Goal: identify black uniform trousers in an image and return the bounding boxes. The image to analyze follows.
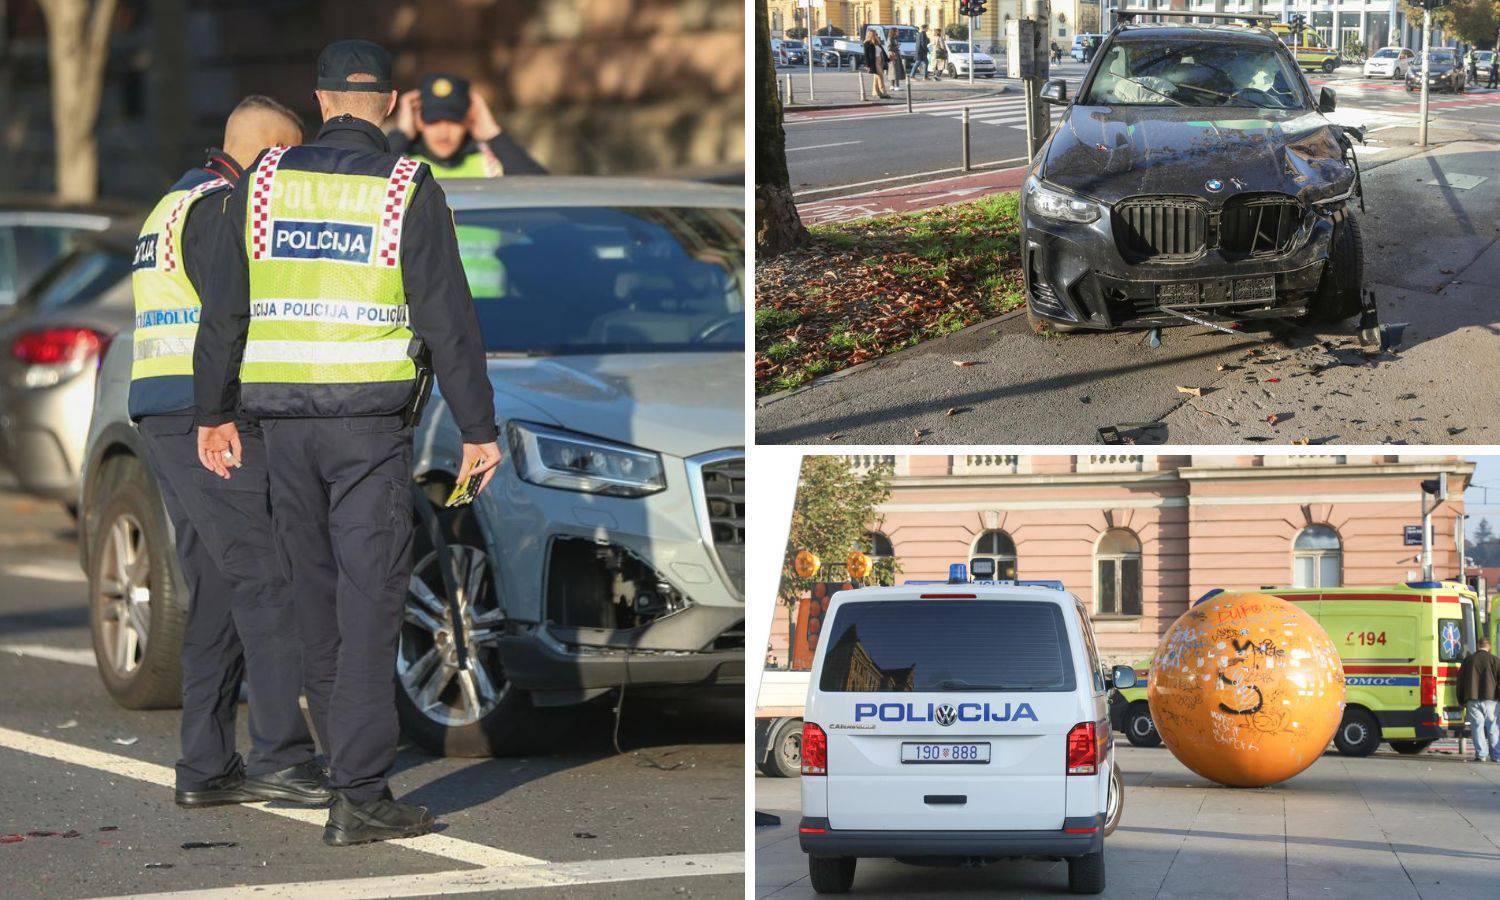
[261,415,415,802]
[137,415,315,790]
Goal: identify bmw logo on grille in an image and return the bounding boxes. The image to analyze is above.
[935,704,958,727]
[1205,178,1224,192]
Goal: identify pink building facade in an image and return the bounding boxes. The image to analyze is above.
[861,454,1474,665]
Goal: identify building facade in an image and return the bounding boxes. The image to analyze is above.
[768,454,1473,672]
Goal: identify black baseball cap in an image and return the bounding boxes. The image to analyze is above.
[316,39,393,92]
[419,73,471,123]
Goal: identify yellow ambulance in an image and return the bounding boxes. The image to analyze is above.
[1112,582,1478,756]
[1268,23,1342,74]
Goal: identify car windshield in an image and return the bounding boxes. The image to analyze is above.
[783,41,803,49]
[948,41,969,52]
[1373,48,1399,59]
[1427,51,1455,65]
[453,205,744,356]
[20,245,132,312]
[1084,39,1306,109]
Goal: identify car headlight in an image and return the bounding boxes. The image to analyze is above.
[507,420,666,497]
[1026,181,1100,224]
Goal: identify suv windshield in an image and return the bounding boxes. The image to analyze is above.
[453,206,744,355]
[817,600,1077,693]
[1084,39,1306,109]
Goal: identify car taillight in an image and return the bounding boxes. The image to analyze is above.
[11,327,103,366]
[1421,674,1437,708]
[1067,721,1097,775]
[802,722,827,776]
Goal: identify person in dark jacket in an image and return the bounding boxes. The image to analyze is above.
[1458,637,1500,762]
[887,32,906,90]
[913,29,930,80]
[863,31,889,98]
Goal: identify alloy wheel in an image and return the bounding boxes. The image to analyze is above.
[96,513,151,676]
[397,544,507,728]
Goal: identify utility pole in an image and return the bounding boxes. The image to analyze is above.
[1418,6,1431,146]
[960,0,988,84]
[1421,473,1449,583]
[1024,0,1051,160]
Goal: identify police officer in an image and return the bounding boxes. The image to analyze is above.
[192,40,501,846]
[131,95,332,809]
[388,72,546,178]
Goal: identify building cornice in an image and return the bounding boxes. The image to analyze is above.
[890,471,1181,491]
[1177,462,1475,482]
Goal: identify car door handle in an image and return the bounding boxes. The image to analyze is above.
[924,795,967,805]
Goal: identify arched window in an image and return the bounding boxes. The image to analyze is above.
[863,531,894,559]
[1293,525,1342,588]
[1095,529,1142,617]
[972,530,1017,580]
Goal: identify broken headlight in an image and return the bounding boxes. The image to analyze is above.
[1026,179,1101,225]
[508,420,666,497]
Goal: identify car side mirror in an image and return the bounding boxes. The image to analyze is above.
[1110,664,1137,689]
[1318,86,1336,113]
[1040,79,1068,106]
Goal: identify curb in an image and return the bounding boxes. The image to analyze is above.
[785,83,1010,114]
[756,305,1030,405]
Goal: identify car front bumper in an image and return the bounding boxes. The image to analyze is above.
[799,816,1105,858]
[1021,195,1336,330]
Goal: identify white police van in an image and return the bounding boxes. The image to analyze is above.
[798,564,1134,894]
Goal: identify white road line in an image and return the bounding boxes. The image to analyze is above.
[787,140,863,152]
[2,561,86,582]
[0,726,542,869]
[88,852,746,899]
[2,643,97,667]
[793,156,1029,198]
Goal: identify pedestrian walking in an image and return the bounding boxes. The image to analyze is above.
[1489,56,1498,88]
[913,28,930,80]
[131,96,333,812]
[933,30,948,81]
[1458,637,1500,762]
[1051,41,1062,65]
[887,32,906,91]
[388,73,544,178]
[864,31,890,98]
[194,39,502,846]
[1467,50,1478,83]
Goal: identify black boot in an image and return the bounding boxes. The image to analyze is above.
[175,769,257,808]
[243,760,334,806]
[323,791,436,846]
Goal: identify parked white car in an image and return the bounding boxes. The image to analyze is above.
[797,568,1132,894]
[943,41,997,78]
[1363,46,1414,79]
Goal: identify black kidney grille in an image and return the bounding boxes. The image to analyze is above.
[1114,198,1207,261]
[1220,194,1302,257]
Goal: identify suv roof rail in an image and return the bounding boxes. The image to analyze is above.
[1112,8,1275,25]
[903,578,1066,591]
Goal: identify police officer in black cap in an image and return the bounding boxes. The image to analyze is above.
[193,38,501,846]
[389,72,545,178]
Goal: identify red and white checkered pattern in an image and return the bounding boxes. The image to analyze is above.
[376,157,422,268]
[249,145,291,261]
[160,176,228,272]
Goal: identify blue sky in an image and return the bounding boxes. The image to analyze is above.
[1466,457,1500,539]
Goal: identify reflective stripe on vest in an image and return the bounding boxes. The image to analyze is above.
[241,148,420,387]
[130,177,228,382]
[410,144,501,179]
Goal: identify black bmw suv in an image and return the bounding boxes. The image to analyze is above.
[1020,16,1364,333]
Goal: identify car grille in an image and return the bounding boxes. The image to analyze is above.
[696,453,744,597]
[1219,194,1302,258]
[1113,197,1208,262]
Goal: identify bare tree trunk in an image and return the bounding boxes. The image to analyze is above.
[755,0,809,258]
[37,0,117,203]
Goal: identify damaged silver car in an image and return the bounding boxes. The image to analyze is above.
[1021,12,1365,333]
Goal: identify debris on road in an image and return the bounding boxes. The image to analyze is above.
[108,736,138,746]
[573,831,598,839]
[1098,422,1167,445]
[54,719,77,730]
[144,863,174,870]
[1175,385,1205,397]
[181,841,237,850]
[952,359,978,367]
[1,834,23,844]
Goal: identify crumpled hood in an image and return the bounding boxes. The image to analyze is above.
[1040,105,1354,204]
[485,353,743,460]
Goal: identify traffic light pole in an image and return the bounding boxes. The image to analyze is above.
[1419,8,1432,147]
[969,14,976,83]
[807,8,816,102]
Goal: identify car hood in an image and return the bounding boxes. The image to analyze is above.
[1040,105,1354,204]
[485,352,744,459]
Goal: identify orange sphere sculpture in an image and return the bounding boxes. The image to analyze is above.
[1148,591,1344,788]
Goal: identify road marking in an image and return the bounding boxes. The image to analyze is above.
[89,852,746,899]
[2,561,86,582]
[0,726,543,869]
[2,643,97,667]
[787,140,863,152]
[793,156,1029,198]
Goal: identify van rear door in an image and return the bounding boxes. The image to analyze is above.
[813,596,1081,831]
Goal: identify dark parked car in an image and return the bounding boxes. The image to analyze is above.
[1406,49,1466,93]
[1021,15,1365,333]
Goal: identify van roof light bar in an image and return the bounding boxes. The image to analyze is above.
[1113,8,1276,25]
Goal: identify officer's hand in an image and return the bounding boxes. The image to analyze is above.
[397,90,421,139]
[461,441,503,494]
[197,424,243,480]
[468,92,501,141]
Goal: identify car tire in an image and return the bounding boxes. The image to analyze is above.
[394,499,576,757]
[1103,763,1125,836]
[1301,213,1364,326]
[1389,739,1435,755]
[1124,701,1161,748]
[759,717,803,777]
[1333,707,1381,756]
[1068,847,1106,894]
[946,62,957,77]
[87,454,187,710]
[1322,59,1336,74]
[809,856,857,894]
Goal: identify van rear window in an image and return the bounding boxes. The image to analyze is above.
[817,600,1076,693]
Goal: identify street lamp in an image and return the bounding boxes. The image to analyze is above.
[1411,0,1451,147]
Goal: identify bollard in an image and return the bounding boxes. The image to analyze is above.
[962,107,971,172]
[906,76,913,113]
[859,71,867,102]
[787,74,795,106]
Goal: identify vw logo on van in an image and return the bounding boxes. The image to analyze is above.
[935,704,958,727]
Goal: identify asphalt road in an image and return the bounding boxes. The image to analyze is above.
[756,139,1500,445]
[0,491,744,899]
[756,742,1500,898]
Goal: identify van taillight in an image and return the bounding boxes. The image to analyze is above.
[1066,722,1097,775]
[1421,674,1437,708]
[802,722,828,776]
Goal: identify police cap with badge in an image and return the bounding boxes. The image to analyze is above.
[419,73,471,123]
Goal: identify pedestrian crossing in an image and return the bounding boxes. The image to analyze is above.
[914,93,1064,131]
